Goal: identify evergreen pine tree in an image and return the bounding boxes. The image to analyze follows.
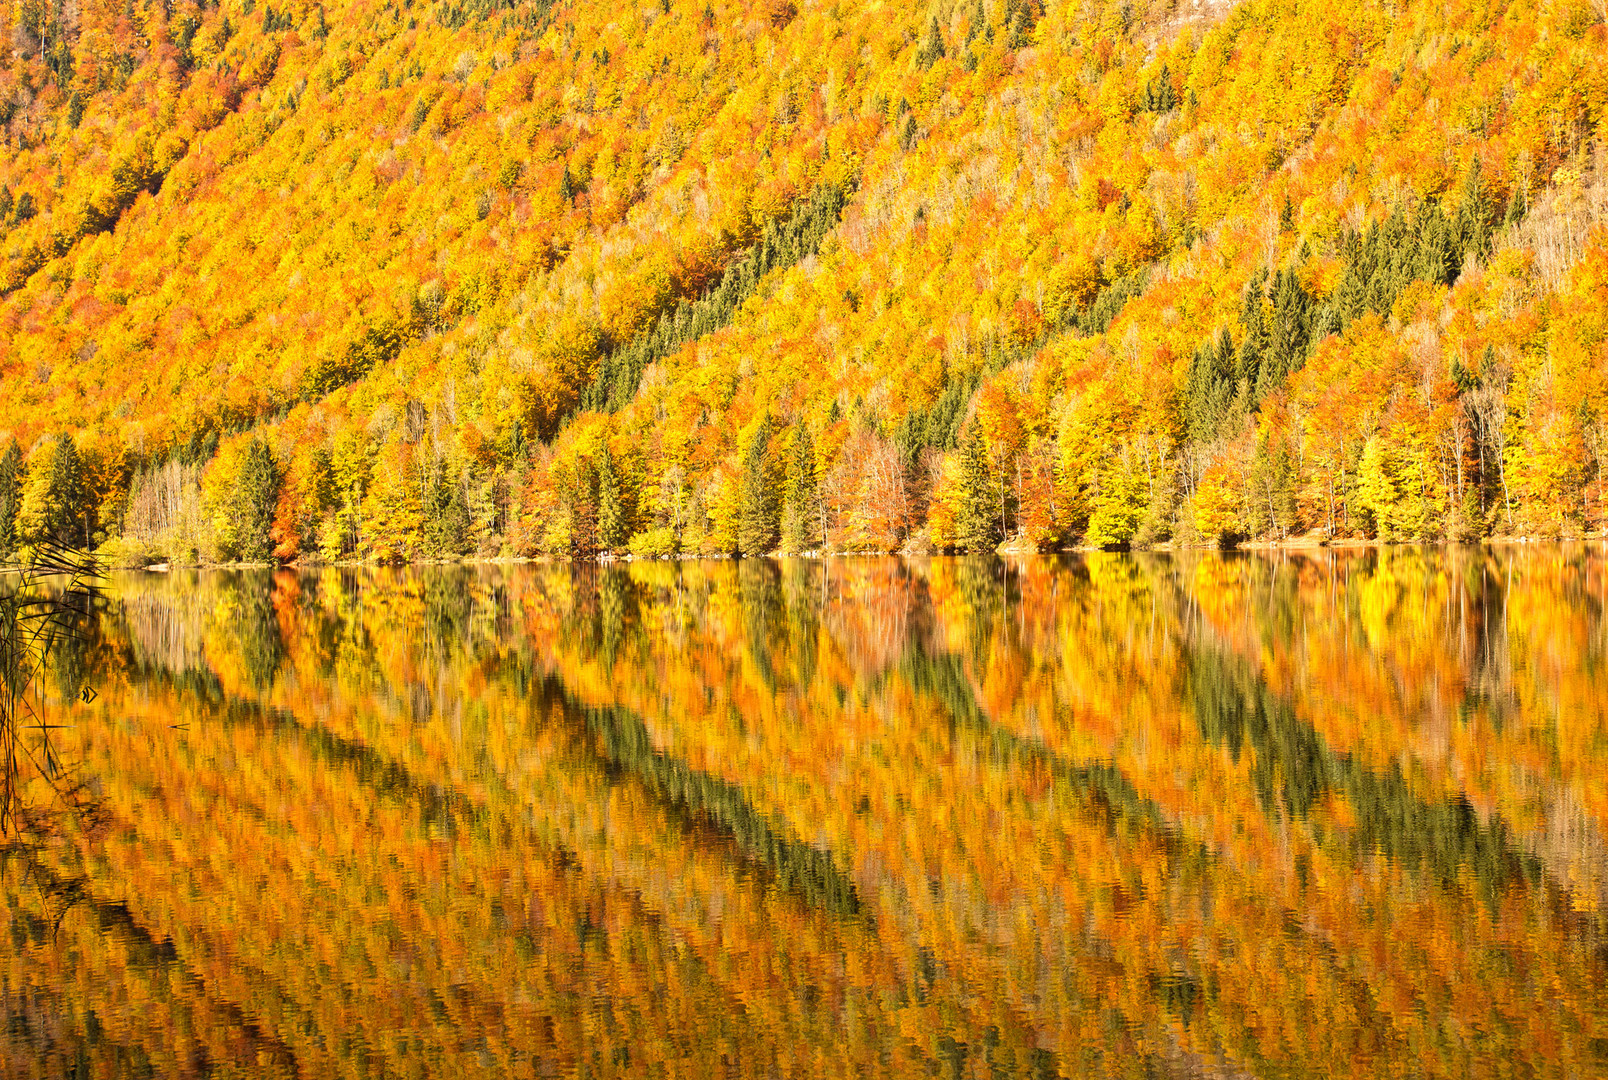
[0,440,21,557]
[1141,65,1177,112]
[916,16,946,69]
[235,437,280,562]
[1413,201,1459,286]
[738,414,780,556]
[781,425,819,552]
[1186,329,1236,443]
[1455,157,1494,262]
[425,458,470,556]
[45,433,85,546]
[957,425,1001,552]
[1260,268,1312,399]
[1503,183,1527,229]
[597,442,626,552]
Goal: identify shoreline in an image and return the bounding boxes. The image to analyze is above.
[91,531,1608,573]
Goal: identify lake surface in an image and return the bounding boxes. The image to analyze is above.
[4,548,1608,1078]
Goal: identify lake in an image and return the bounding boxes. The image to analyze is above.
[4,547,1607,1078]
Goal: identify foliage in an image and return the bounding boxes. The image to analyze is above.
[0,0,1606,556]
[13,550,1608,1076]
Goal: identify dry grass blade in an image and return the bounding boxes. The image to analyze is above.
[0,540,107,842]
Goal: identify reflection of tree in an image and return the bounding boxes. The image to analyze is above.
[1185,644,1540,899]
[779,560,820,690]
[222,573,285,692]
[565,680,864,918]
[738,559,784,691]
[597,563,628,668]
[57,550,1608,1078]
[0,847,302,1077]
[420,567,473,664]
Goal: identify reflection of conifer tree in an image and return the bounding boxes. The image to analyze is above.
[781,560,821,689]
[1183,642,1537,900]
[952,555,1006,669]
[567,685,863,917]
[598,565,629,668]
[420,568,473,663]
[739,559,783,691]
[50,608,88,706]
[229,573,285,690]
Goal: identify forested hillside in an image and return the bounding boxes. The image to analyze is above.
[0,0,1605,561]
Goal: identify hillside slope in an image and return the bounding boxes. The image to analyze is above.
[0,0,1606,560]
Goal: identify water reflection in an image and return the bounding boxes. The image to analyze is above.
[3,547,1607,1078]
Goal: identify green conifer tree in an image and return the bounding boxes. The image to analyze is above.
[1503,183,1528,229]
[597,442,626,552]
[1235,270,1269,393]
[235,437,280,562]
[1186,329,1236,443]
[1455,157,1494,262]
[0,440,21,558]
[781,425,819,552]
[957,425,1001,552]
[738,414,780,557]
[425,458,470,556]
[1260,268,1313,399]
[915,16,946,69]
[45,434,85,546]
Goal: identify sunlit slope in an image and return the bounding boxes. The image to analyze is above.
[2,0,1605,556]
[0,0,870,434]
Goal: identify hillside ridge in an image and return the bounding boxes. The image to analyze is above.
[0,0,1605,561]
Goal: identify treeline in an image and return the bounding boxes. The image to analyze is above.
[506,162,1604,560]
[0,432,280,565]
[3,157,1603,568]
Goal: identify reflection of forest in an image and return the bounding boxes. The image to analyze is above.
[5,548,1607,1078]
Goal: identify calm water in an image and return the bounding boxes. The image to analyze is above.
[4,548,1608,1078]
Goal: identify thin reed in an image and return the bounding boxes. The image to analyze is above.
[0,538,104,842]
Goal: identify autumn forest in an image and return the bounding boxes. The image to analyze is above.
[0,0,1605,561]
